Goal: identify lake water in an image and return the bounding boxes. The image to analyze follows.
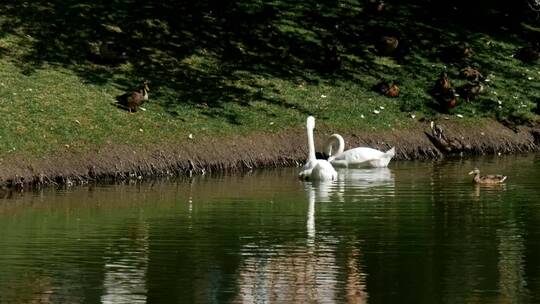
[1,154,540,303]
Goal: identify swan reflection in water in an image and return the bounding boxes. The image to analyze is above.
[312,167,396,202]
[233,168,394,303]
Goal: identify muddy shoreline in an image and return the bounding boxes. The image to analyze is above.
[1,119,539,190]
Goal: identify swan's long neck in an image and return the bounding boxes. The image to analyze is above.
[307,116,316,161]
[325,133,345,157]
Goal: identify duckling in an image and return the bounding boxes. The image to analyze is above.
[468,168,507,184]
[456,82,484,102]
[460,67,484,81]
[374,80,400,97]
[375,36,399,56]
[115,81,150,113]
[514,45,539,63]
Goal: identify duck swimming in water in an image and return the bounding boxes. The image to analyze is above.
[468,168,507,184]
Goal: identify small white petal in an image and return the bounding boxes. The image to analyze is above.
[269,121,274,125]
[373,110,380,114]
[188,133,193,139]
[456,114,463,118]
[139,128,144,132]
[320,94,327,98]
[379,106,385,109]
[360,114,365,118]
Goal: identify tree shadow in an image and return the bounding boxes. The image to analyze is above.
[0,0,537,123]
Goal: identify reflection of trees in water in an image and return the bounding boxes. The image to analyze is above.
[233,182,369,303]
[101,220,149,304]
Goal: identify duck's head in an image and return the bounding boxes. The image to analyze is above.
[468,168,480,175]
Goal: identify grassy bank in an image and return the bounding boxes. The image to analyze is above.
[0,1,539,183]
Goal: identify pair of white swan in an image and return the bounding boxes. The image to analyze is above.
[299,116,395,181]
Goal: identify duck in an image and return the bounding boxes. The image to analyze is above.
[374,80,400,97]
[438,88,459,111]
[324,134,395,168]
[431,72,452,96]
[375,36,399,56]
[372,0,386,13]
[468,168,507,184]
[513,45,539,63]
[441,42,473,62]
[456,82,484,102]
[115,81,150,113]
[88,41,128,65]
[428,121,463,153]
[460,67,484,81]
[298,116,338,181]
[322,44,342,73]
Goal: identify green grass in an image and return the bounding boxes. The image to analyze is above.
[0,1,538,159]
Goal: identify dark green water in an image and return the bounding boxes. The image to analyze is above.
[1,155,540,303]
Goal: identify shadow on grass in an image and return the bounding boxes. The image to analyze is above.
[0,0,537,124]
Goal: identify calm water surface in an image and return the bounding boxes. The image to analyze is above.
[1,155,540,303]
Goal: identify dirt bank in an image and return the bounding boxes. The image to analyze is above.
[1,119,539,190]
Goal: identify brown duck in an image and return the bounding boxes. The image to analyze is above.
[441,42,473,62]
[456,82,484,102]
[374,80,399,97]
[116,81,150,113]
[514,45,539,63]
[323,44,341,73]
[468,168,507,184]
[439,88,459,110]
[460,67,484,81]
[375,36,399,56]
[432,72,452,95]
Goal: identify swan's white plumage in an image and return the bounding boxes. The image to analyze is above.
[299,116,337,181]
[325,134,395,168]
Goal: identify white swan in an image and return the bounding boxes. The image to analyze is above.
[298,116,338,181]
[325,134,395,168]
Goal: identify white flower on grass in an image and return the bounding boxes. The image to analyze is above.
[139,128,143,132]
[410,114,416,119]
[188,133,193,139]
[373,110,380,114]
[360,114,365,119]
[456,114,463,118]
[527,76,533,80]
[320,94,327,98]
[379,106,385,110]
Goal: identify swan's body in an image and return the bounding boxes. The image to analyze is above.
[325,134,395,168]
[299,117,337,181]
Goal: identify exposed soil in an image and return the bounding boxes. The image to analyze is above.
[1,119,539,191]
